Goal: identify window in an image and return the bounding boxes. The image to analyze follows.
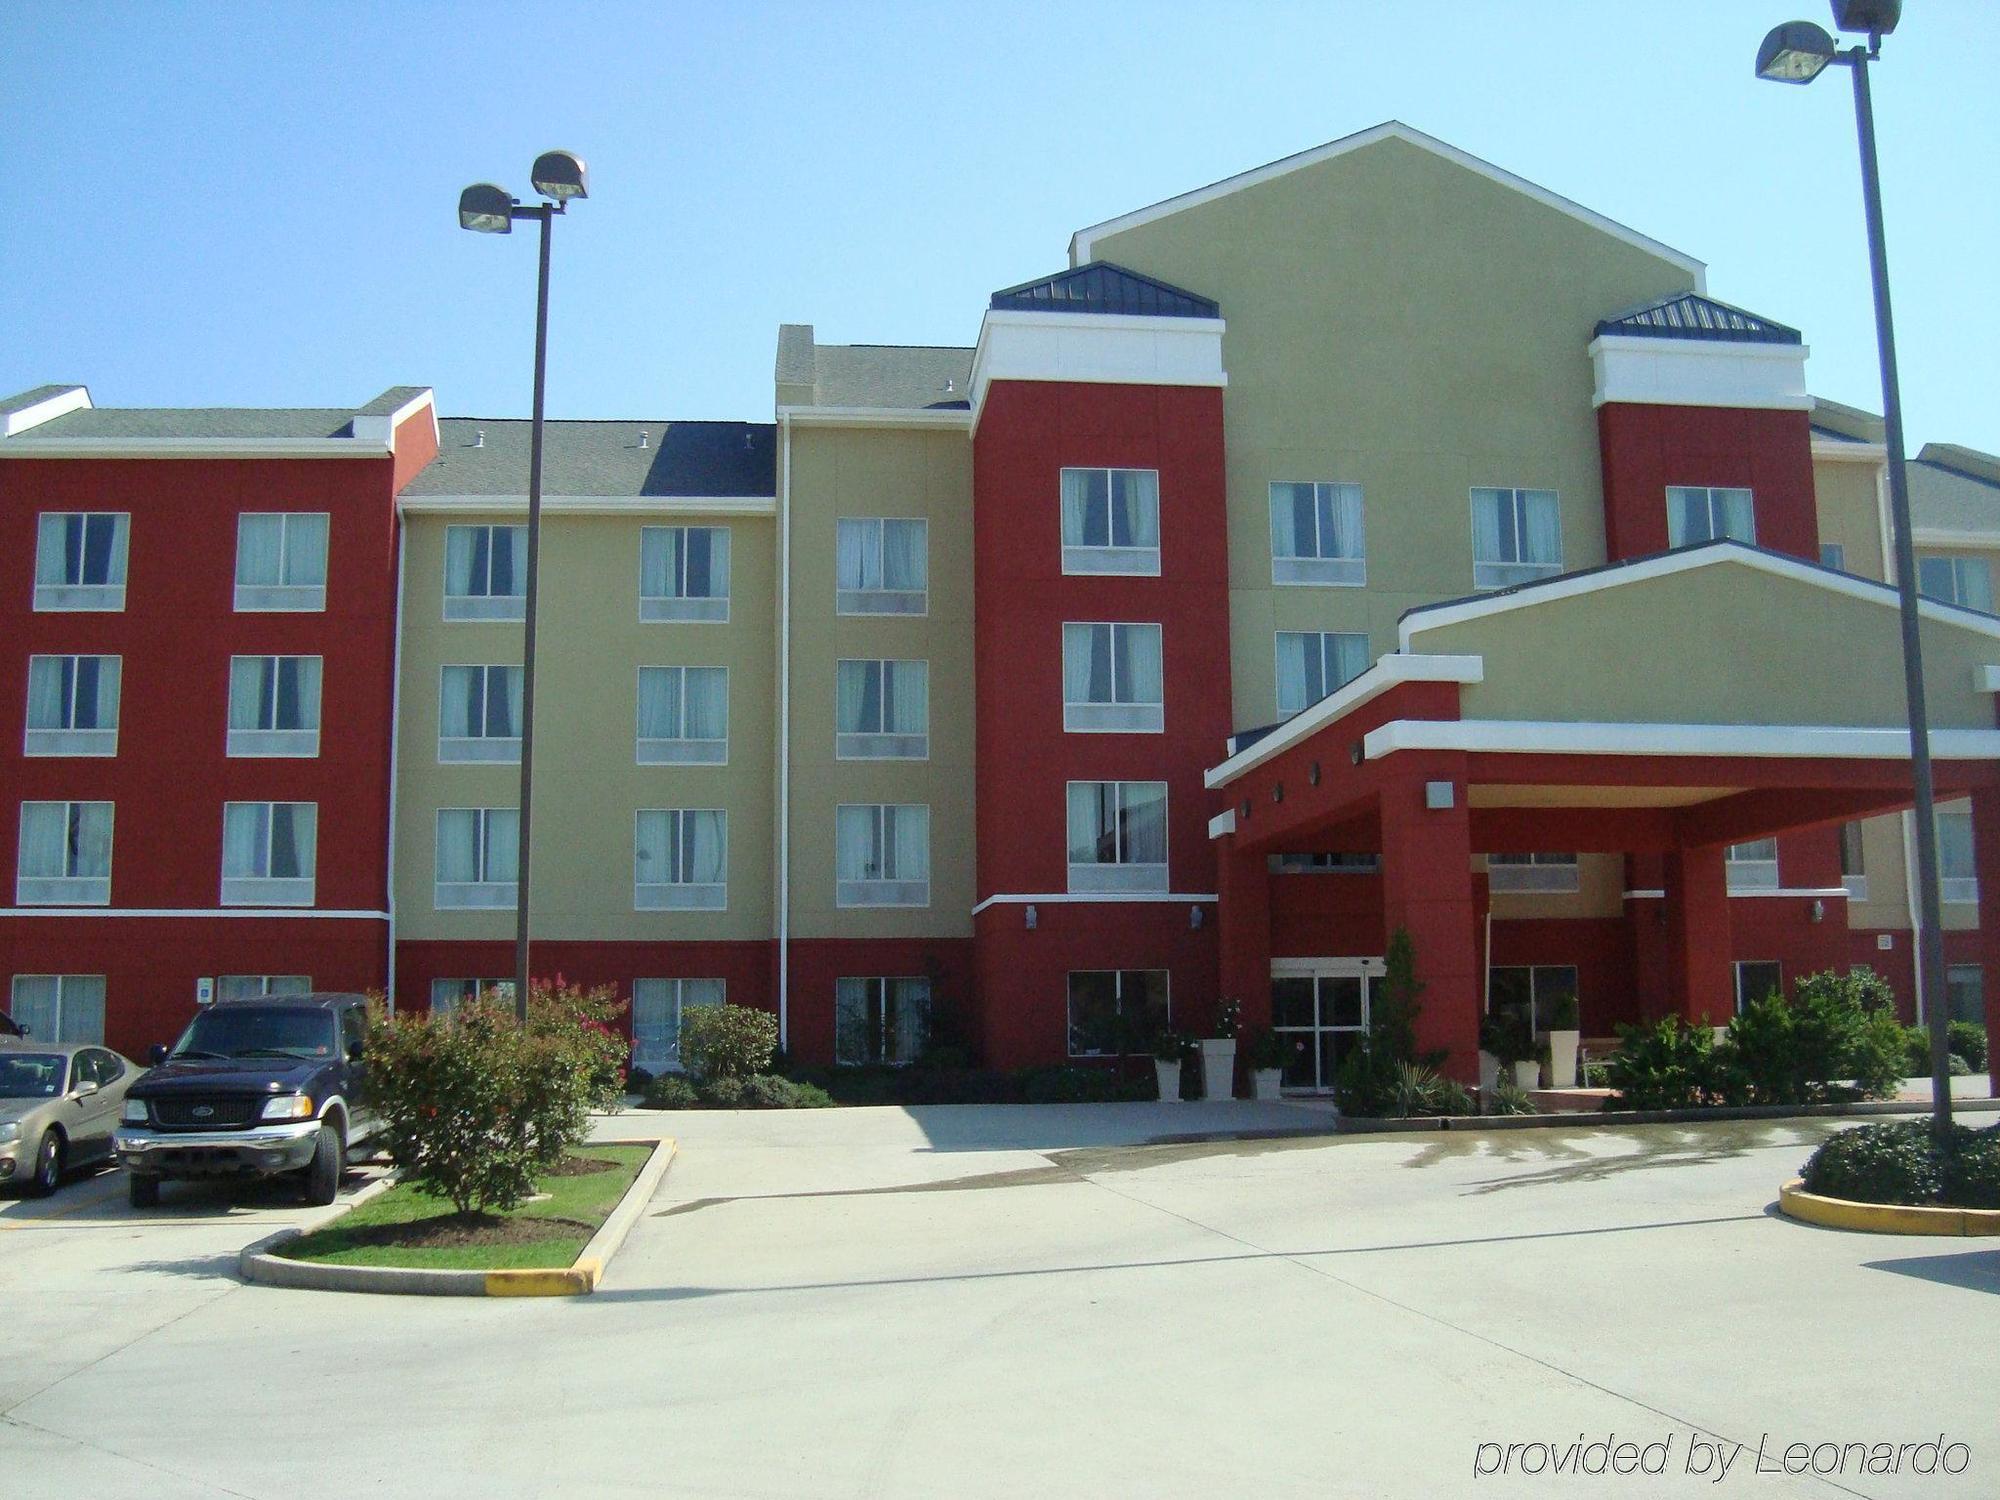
[234,512,329,611]
[16,801,112,905]
[1917,555,1994,613]
[1487,965,1578,1034]
[1839,821,1867,901]
[1060,468,1159,575]
[435,808,519,909]
[1487,852,1581,894]
[1269,852,1378,874]
[1063,623,1163,732]
[429,978,513,1016]
[637,666,728,765]
[1734,960,1783,1013]
[835,804,930,908]
[836,659,928,759]
[1269,482,1364,585]
[221,802,317,906]
[631,977,725,1072]
[34,512,128,611]
[439,665,523,763]
[24,655,120,756]
[227,655,322,757]
[8,975,106,1043]
[1820,542,1847,573]
[635,809,727,911]
[1067,970,1170,1058]
[1726,839,1780,892]
[1937,806,1977,903]
[1274,631,1370,717]
[1666,486,1755,547]
[835,976,931,1065]
[217,975,312,1002]
[1945,965,1985,1027]
[640,525,730,622]
[443,524,527,620]
[836,518,928,614]
[1470,487,1562,589]
[1067,781,1167,893]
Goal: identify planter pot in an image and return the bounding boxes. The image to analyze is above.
[1511,1060,1540,1091]
[1251,1067,1284,1101]
[1154,1058,1183,1103]
[1199,1038,1238,1101]
[1478,1050,1500,1094]
[1545,1029,1580,1089]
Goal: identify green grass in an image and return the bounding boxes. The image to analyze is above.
[278,1144,652,1271]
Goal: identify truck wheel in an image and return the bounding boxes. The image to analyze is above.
[302,1123,343,1206]
[128,1173,161,1209]
[29,1131,63,1197]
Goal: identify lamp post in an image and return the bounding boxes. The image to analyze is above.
[457,150,589,1025]
[1757,2,1953,1130]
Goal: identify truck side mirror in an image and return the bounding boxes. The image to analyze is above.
[148,1044,168,1065]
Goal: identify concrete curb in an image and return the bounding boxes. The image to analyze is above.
[1777,1177,2000,1236]
[239,1138,677,1297]
[1337,1096,2000,1134]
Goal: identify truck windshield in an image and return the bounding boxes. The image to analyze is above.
[171,1007,336,1062]
[0,1054,66,1098]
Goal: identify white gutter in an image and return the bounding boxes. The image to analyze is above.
[777,412,792,1049]
[384,523,407,1014]
[0,437,395,459]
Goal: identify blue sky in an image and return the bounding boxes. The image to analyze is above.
[5,1,1996,449]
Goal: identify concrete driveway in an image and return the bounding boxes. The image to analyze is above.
[3,1105,1996,1499]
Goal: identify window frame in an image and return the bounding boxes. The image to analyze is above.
[1469,486,1563,590]
[216,975,312,1002]
[442,523,528,622]
[1269,852,1379,874]
[7,974,107,1044]
[220,800,318,907]
[1839,821,1867,902]
[1665,486,1756,548]
[636,665,729,766]
[1066,780,1169,894]
[23,653,121,757]
[834,803,931,909]
[1065,969,1172,1059]
[1059,467,1161,577]
[1725,839,1781,892]
[33,512,130,612]
[1820,542,1847,573]
[1268,481,1366,587]
[835,658,930,761]
[639,525,731,623]
[1273,630,1371,718]
[1936,805,1977,903]
[233,512,330,612]
[634,808,729,912]
[1485,964,1579,1034]
[438,663,524,764]
[1734,960,1783,1014]
[434,807,520,910]
[227,654,323,758]
[1062,621,1165,734]
[428,978,514,1016]
[834,975,932,1066]
[631,977,726,1073]
[1487,852,1581,895]
[15,799,113,906]
[835,517,930,616]
[1917,554,1995,613]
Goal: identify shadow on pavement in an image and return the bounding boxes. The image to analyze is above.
[1863,1249,2000,1295]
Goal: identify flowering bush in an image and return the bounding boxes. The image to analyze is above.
[1211,998,1243,1040]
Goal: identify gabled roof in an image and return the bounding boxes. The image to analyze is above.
[1068,120,1706,287]
[402,418,775,498]
[1594,292,1800,345]
[989,261,1219,320]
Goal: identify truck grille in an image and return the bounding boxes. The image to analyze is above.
[149,1096,261,1129]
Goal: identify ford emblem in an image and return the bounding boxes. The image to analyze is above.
[192,1105,213,1119]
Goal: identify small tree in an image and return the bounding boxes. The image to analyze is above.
[680,1003,778,1081]
[1373,927,1425,1065]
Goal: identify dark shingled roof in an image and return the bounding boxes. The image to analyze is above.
[1595,292,1801,345]
[805,345,973,411]
[7,406,365,440]
[990,261,1219,319]
[402,418,776,497]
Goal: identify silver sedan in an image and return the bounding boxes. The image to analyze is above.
[0,1040,140,1196]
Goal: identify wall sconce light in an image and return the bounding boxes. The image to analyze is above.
[1189,905,1204,930]
[1349,741,1364,765]
[1273,783,1284,803]
[1809,899,1825,924]
[1024,904,1037,930]
[1240,799,1251,819]
[1308,761,1321,786]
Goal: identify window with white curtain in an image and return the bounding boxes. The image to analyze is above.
[439,664,523,763]
[1938,805,1977,903]
[1060,468,1160,575]
[836,659,928,759]
[836,518,929,614]
[637,666,728,764]
[835,804,930,908]
[428,978,514,1016]
[1487,852,1580,894]
[1067,781,1168,893]
[635,809,728,910]
[8,975,106,1043]
[631,977,725,1072]
[227,655,322,757]
[217,975,312,1002]
[1269,482,1365,586]
[1725,839,1780,892]
[221,801,317,906]
[1666,487,1755,548]
[1917,555,1994,613]
[1274,632,1370,717]
[835,976,931,1065]
[443,524,527,620]
[1470,488,1562,589]
[639,526,730,622]
[16,801,113,905]
[234,512,329,611]
[34,513,129,611]
[1062,623,1163,732]
[435,808,519,909]
[24,655,120,756]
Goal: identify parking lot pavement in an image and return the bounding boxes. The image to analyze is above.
[4,1110,1997,1499]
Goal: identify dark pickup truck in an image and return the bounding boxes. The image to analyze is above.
[115,992,377,1208]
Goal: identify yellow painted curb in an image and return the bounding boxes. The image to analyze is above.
[485,1259,600,1297]
[1778,1179,2000,1237]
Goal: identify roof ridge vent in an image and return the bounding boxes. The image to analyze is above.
[637,430,649,449]
[472,430,484,448]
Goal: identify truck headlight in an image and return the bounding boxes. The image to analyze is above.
[0,1121,19,1144]
[259,1094,315,1122]
[121,1100,148,1125]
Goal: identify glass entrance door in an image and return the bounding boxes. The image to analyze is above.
[1270,961,1376,1093]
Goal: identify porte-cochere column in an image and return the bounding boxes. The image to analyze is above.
[1377,767,1481,1082]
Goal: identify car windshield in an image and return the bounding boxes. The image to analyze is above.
[0,1053,67,1098]
[170,1006,335,1062]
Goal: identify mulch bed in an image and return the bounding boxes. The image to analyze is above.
[542,1155,620,1179]
[325,1212,600,1252]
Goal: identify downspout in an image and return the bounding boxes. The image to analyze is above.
[777,412,791,1049]
[384,520,407,1014]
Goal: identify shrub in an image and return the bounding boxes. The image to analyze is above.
[1486,1077,1538,1116]
[1549,990,1580,1031]
[1244,1027,1288,1071]
[680,1003,778,1081]
[1800,1119,2000,1208]
[1604,1016,1727,1111]
[641,1074,700,1110]
[626,1066,655,1096]
[1018,1065,1149,1103]
[1950,1053,1972,1077]
[1716,968,1904,1106]
[1946,1127,2000,1208]
[1949,1020,1988,1073]
[1479,1011,1534,1066]
[698,1075,746,1108]
[1372,928,1424,1066]
[1901,1025,1934,1078]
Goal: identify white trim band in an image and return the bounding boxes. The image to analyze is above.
[1362,719,2000,762]
[1590,334,1810,411]
[0,908,390,920]
[972,892,1216,917]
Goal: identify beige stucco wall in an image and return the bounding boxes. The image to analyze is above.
[395,509,776,942]
[1813,456,1886,580]
[1088,134,1699,732]
[784,424,975,939]
[1485,853,1625,921]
